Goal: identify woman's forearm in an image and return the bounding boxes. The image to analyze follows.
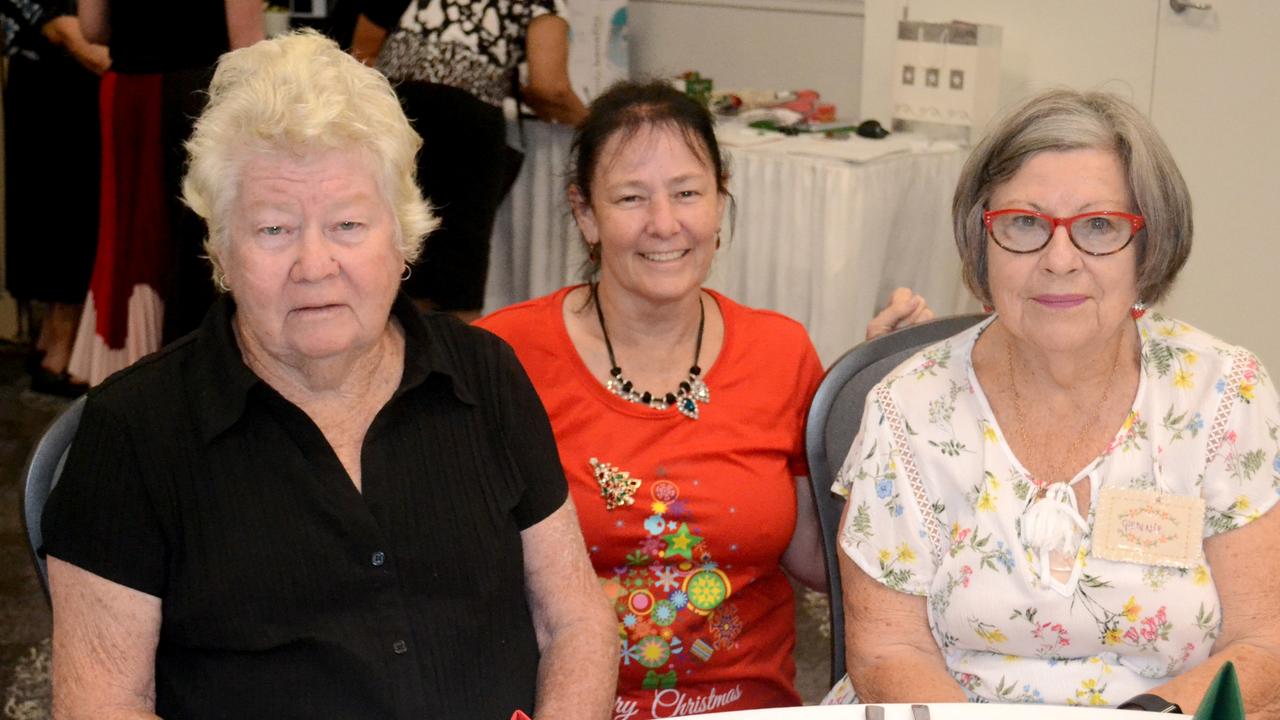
[847,647,967,702]
[841,548,965,702]
[350,15,388,66]
[532,609,619,719]
[521,501,619,718]
[224,0,264,49]
[522,14,587,126]
[1148,641,1280,718]
[77,0,108,43]
[523,82,587,127]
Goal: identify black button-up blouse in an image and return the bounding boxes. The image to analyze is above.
[42,294,568,719]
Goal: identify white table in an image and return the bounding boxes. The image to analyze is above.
[486,121,975,365]
[679,703,1174,719]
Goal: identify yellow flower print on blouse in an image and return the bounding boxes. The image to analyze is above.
[1122,596,1142,622]
[896,543,917,563]
[982,421,998,444]
[970,619,1008,647]
[973,471,1000,512]
[1174,369,1194,389]
[977,490,997,512]
[1070,678,1109,706]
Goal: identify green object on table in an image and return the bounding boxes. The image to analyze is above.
[684,73,713,107]
[1193,661,1244,720]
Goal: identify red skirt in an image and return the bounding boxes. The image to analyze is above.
[68,71,169,385]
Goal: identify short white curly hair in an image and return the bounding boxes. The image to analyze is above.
[182,30,438,289]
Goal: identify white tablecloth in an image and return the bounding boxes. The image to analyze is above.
[485,121,976,365]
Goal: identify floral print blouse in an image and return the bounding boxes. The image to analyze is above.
[829,314,1280,705]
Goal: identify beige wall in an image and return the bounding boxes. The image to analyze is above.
[629,0,866,120]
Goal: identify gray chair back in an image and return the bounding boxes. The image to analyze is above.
[21,395,87,602]
[804,314,985,684]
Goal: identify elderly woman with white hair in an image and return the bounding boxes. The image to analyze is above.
[828,88,1280,711]
[40,31,617,720]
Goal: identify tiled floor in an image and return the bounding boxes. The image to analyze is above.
[0,339,834,714]
[0,341,62,718]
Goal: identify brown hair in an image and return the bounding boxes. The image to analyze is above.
[568,80,733,282]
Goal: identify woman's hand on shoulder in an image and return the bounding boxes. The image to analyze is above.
[865,287,933,341]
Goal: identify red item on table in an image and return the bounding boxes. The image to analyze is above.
[812,103,837,123]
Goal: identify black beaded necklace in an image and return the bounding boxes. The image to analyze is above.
[593,285,711,419]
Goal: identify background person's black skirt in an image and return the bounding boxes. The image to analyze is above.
[397,81,517,312]
[3,51,100,305]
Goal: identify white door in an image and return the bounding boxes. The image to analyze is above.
[1151,0,1280,367]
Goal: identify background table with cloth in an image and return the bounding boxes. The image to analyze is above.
[484,120,975,366]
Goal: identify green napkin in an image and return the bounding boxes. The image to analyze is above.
[1193,661,1244,720]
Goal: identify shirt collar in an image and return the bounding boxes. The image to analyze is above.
[188,292,477,443]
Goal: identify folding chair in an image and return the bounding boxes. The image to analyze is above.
[21,395,87,602]
[805,314,984,684]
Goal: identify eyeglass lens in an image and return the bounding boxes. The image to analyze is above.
[992,213,1133,254]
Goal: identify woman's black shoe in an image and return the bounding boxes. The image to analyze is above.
[29,367,88,398]
[23,349,46,374]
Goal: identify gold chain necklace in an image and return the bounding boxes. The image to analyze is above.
[1005,336,1122,489]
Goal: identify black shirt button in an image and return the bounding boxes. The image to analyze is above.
[371,551,385,567]
[392,640,408,654]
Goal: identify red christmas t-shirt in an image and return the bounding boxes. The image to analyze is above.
[478,286,825,719]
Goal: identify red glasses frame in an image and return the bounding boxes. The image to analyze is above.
[983,209,1146,256]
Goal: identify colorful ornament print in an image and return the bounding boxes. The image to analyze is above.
[604,472,738,697]
[685,568,731,614]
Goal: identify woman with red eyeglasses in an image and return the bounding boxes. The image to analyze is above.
[826,88,1280,711]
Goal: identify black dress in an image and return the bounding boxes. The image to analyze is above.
[3,0,100,304]
[368,0,559,312]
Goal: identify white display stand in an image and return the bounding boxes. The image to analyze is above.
[892,20,1001,142]
[566,0,629,102]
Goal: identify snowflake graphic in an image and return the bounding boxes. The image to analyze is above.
[709,604,743,649]
[652,565,681,592]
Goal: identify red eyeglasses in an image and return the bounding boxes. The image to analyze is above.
[983,209,1146,256]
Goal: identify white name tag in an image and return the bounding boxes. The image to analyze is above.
[1092,486,1205,568]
